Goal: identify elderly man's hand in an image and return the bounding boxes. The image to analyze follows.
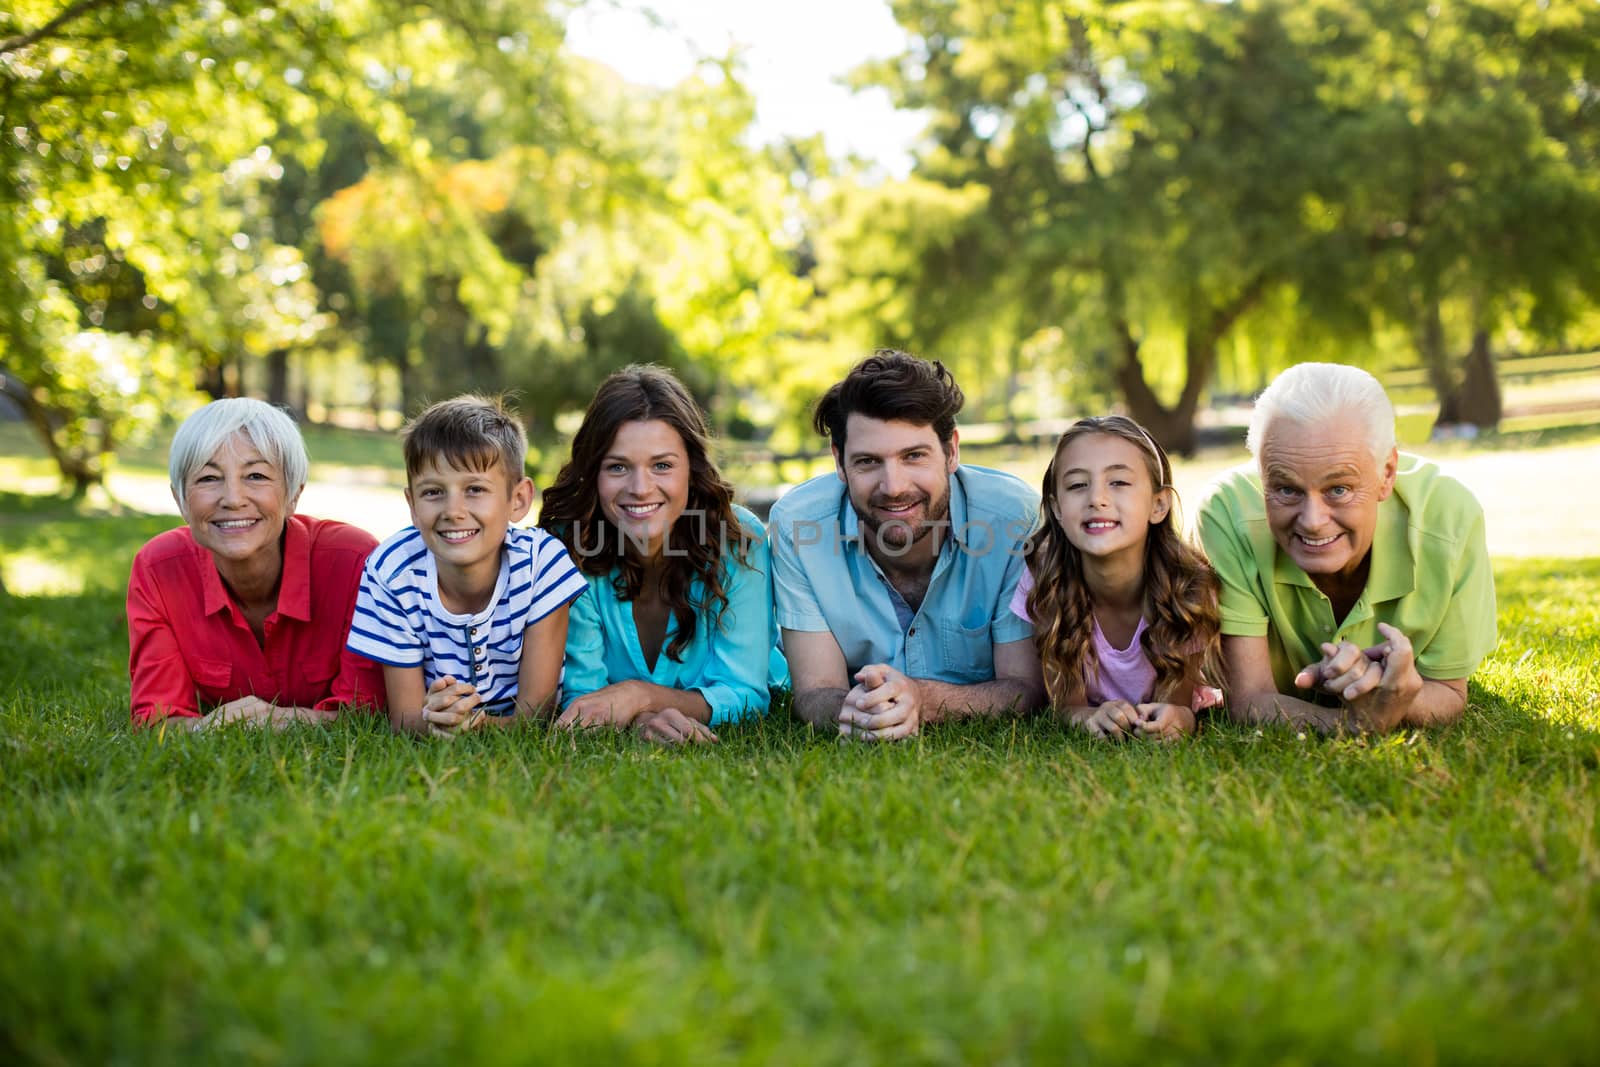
[838,665,922,742]
[1294,623,1422,732]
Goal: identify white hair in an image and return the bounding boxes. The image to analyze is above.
[1246,362,1396,464]
[169,398,308,513]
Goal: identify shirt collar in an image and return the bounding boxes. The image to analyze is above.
[197,514,311,620]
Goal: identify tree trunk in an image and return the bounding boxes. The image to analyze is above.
[265,346,290,409]
[1416,301,1462,429]
[199,359,228,400]
[1456,328,1502,429]
[0,368,103,493]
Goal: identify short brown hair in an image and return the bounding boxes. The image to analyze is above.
[402,395,527,491]
[813,349,964,453]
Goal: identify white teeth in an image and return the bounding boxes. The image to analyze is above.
[1300,533,1339,547]
[214,519,255,529]
[1086,521,1117,529]
[439,530,477,542]
[622,504,659,515]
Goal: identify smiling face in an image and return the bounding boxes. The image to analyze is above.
[835,415,957,554]
[1048,432,1170,561]
[1259,413,1397,588]
[180,431,300,566]
[405,457,533,580]
[596,419,692,559]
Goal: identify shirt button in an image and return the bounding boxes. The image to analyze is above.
[908,627,917,636]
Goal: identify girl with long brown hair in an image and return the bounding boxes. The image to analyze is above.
[1017,415,1222,739]
[539,366,781,744]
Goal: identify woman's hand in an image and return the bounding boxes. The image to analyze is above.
[555,680,656,730]
[633,708,719,745]
[199,695,277,730]
[1133,702,1197,741]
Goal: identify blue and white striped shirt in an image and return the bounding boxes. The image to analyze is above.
[347,526,586,715]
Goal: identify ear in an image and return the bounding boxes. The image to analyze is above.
[285,484,303,519]
[1376,447,1399,502]
[945,428,961,473]
[832,444,846,483]
[508,475,535,522]
[171,485,187,521]
[1150,486,1173,525]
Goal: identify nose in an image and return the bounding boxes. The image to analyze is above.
[627,466,651,497]
[1297,494,1329,531]
[1089,478,1111,508]
[219,473,246,507]
[881,458,911,499]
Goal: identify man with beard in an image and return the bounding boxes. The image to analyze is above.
[770,350,1045,741]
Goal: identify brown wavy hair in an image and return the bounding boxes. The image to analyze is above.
[1024,416,1221,708]
[539,366,752,663]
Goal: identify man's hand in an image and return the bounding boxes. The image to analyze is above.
[555,680,656,731]
[1133,702,1196,741]
[1294,623,1423,732]
[634,708,719,746]
[837,664,922,742]
[420,676,487,738]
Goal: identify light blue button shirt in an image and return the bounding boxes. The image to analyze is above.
[560,505,785,725]
[769,465,1037,682]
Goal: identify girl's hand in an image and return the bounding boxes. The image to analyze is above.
[1134,702,1196,741]
[634,708,719,746]
[420,676,485,738]
[1083,700,1140,739]
[556,680,655,730]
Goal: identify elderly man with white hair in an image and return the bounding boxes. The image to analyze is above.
[1195,363,1497,733]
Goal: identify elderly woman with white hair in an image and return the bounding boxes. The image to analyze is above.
[1194,362,1497,734]
[126,398,386,727]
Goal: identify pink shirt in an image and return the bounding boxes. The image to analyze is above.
[1011,567,1221,709]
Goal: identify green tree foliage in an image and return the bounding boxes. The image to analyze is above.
[840,0,1600,448]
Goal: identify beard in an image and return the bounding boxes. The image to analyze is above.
[854,484,953,555]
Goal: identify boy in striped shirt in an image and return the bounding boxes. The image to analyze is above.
[348,396,586,736]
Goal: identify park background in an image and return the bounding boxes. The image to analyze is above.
[2,1,1597,1064]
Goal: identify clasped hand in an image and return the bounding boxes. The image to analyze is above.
[836,664,921,743]
[555,681,717,745]
[1293,621,1421,732]
[418,676,488,738]
[1082,700,1194,741]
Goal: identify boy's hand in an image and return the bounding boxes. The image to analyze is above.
[1133,702,1196,741]
[420,676,485,737]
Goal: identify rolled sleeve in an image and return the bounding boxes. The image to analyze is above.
[690,536,776,724]
[769,512,830,632]
[559,577,611,709]
[126,563,200,722]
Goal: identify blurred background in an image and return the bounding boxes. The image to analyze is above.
[3,0,1598,560]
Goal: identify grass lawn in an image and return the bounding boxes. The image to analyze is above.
[1,494,1597,1065]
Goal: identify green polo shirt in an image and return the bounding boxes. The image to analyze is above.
[1194,453,1497,696]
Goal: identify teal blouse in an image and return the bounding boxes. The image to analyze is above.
[559,505,785,725]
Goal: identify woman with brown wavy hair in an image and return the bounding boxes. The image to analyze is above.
[1016,415,1222,740]
[540,366,781,744]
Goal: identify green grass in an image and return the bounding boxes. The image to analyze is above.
[0,503,1597,1064]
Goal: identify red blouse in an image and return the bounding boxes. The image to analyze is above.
[127,514,387,721]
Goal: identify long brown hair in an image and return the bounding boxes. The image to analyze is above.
[539,366,752,663]
[1024,416,1221,707]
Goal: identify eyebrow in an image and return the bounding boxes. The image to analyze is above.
[604,451,682,463]
[1265,464,1361,484]
[1061,463,1135,476]
[198,458,270,471]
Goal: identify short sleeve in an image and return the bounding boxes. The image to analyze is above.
[1414,507,1498,680]
[769,509,830,632]
[346,561,425,667]
[316,547,389,713]
[1195,486,1271,638]
[126,553,200,721]
[990,536,1034,644]
[526,534,587,626]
